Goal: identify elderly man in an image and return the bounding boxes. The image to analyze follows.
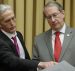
[0,4,53,71]
[32,1,75,67]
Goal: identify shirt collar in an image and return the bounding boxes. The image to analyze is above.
[1,29,17,39]
[52,23,66,35]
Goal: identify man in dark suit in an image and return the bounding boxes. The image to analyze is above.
[0,4,53,71]
[32,1,75,67]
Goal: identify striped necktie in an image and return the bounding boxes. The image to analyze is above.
[12,36,20,55]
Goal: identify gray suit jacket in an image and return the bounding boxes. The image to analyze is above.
[32,25,75,67]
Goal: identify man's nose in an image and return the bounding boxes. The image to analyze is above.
[50,16,55,22]
[10,19,14,25]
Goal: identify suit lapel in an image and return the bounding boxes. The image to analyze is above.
[17,32,30,59]
[0,31,19,56]
[59,26,73,61]
[44,29,54,60]
[0,31,13,45]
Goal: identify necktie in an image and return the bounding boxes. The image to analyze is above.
[54,32,62,62]
[12,36,20,55]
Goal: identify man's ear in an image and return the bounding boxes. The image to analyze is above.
[61,10,64,15]
[61,10,65,19]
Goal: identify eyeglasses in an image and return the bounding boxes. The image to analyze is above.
[46,12,61,20]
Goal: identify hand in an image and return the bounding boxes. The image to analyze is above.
[38,61,58,69]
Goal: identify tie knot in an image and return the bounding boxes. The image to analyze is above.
[11,36,17,43]
[55,32,60,36]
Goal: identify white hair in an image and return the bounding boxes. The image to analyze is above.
[0,4,12,14]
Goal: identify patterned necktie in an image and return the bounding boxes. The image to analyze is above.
[54,32,62,62]
[12,36,20,55]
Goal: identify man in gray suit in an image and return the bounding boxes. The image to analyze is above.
[32,1,75,67]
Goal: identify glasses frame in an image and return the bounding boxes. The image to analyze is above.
[46,12,61,20]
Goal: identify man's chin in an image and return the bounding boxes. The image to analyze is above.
[9,30,16,34]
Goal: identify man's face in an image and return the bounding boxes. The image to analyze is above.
[0,9,16,33]
[44,6,64,31]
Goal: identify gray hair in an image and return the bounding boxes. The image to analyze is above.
[44,1,63,11]
[0,4,12,14]
[0,4,12,21]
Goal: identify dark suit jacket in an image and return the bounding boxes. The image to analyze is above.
[0,31,39,71]
[32,25,75,67]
